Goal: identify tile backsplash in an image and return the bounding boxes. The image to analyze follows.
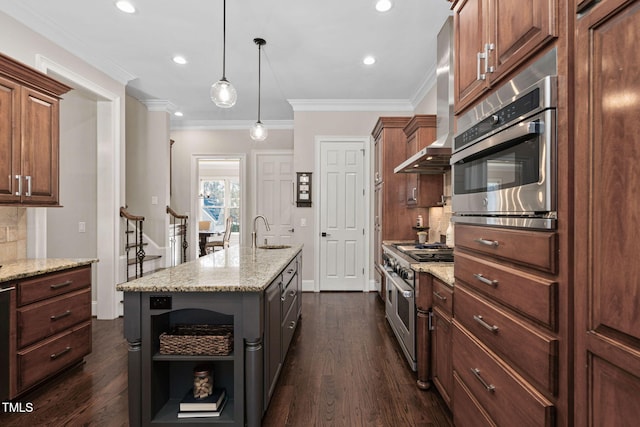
[0,207,27,262]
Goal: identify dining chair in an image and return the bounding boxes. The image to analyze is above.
[205,216,233,253]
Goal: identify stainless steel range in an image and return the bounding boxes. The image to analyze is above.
[381,243,453,371]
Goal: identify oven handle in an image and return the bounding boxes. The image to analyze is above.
[385,270,413,298]
[451,115,547,164]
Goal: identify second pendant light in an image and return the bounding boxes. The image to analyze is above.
[250,38,268,142]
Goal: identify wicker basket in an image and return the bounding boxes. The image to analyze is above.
[159,324,233,356]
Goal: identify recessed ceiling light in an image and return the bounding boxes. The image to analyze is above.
[174,111,184,117]
[115,1,136,14]
[172,56,187,65]
[375,0,393,12]
[363,56,376,65]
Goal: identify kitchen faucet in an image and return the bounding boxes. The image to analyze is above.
[252,215,271,248]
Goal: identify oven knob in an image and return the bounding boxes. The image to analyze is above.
[490,114,500,125]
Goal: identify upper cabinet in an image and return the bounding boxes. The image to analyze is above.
[453,0,558,113]
[0,53,71,206]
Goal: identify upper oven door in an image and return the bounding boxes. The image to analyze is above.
[451,108,555,216]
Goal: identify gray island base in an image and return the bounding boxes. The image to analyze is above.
[116,245,303,427]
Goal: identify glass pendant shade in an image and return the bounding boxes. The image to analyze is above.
[250,121,268,141]
[210,78,237,108]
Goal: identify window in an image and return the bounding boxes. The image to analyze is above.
[200,178,239,234]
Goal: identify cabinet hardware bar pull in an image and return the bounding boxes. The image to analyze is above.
[50,346,72,360]
[50,310,72,321]
[288,321,296,329]
[289,290,296,297]
[473,273,498,286]
[474,238,499,247]
[286,269,295,274]
[15,175,22,196]
[471,368,495,392]
[25,175,32,197]
[50,280,73,290]
[484,43,495,74]
[0,286,16,294]
[474,315,499,332]
[477,52,485,81]
[433,291,447,301]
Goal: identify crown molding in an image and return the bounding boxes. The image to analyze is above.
[141,99,178,113]
[170,119,294,131]
[287,98,414,112]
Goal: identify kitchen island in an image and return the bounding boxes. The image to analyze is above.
[116,244,303,427]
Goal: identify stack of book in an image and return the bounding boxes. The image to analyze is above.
[177,387,227,418]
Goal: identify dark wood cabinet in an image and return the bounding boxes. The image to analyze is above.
[574,1,640,425]
[431,278,453,407]
[372,117,413,301]
[8,266,92,398]
[453,0,557,113]
[0,53,70,206]
[402,115,444,208]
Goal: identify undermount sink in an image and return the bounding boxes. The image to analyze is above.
[258,244,291,249]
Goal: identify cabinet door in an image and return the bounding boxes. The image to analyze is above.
[487,0,557,86]
[0,76,21,203]
[431,307,452,406]
[454,0,489,113]
[20,87,59,205]
[574,1,640,425]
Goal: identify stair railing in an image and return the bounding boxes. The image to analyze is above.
[120,206,146,281]
[166,205,188,265]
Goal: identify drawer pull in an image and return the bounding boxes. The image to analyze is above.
[288,321,296,329]
[474,238,499,247]
[50,280,73,290]
[473,273,498,287]
[50,346,72,360]
[433,291,447,301]
[286,268,295,274]
[474,315,499,333]
[289,290,296,297]
[50,310,72,321]
[471,368,495,392]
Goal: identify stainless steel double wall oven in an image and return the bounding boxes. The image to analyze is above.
[451,49,558,229]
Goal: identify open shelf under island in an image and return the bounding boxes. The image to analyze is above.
[116,244,303,427]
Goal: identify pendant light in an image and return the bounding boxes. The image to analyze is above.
[210,0,237,108]
[250,38,268,141]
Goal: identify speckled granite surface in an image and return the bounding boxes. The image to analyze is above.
[411,263,454,287]
[0,258,97,283]
[116,244,303,293]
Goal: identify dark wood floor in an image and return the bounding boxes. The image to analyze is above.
[0,292,453,427]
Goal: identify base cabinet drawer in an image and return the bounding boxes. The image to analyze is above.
[452,322,554,427]
[281,297,298,358]
[17,266,91,306]
[453,371,496,427]
[17,289,91,348]
[281,274,298,318]
[17,321,92,392]
[455,284,558,395]
[455,224,558,274]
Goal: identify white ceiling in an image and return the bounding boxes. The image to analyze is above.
[0,0,453,128]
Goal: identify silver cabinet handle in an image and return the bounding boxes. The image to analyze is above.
[433,291,447,301]
[50,346,72,360]
[288,320,296,329]
[471,368,495,392]
[477,51,486,81]
[15,175,22,196]
[50,310,72,321]
[473,315,499,333]
[483,43,495,74]
[474,238,499,247]
[50,280,72,290]
[473,273,498,287]
[25,175,32,197]
[0,286,16,294]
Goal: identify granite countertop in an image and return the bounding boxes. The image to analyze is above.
[116,244,303,293]
[0,258,98,283]
[411,263,454,287]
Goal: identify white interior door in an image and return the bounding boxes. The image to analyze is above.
[255,152,295,245]
[319,141,365,291]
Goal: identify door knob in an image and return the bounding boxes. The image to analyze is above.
[321,232,331,237]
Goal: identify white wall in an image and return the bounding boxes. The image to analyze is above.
[125,96,171,246]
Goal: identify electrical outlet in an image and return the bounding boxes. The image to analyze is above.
[300,218,307,227]
[150,295,172,310]
[151,196,158,205]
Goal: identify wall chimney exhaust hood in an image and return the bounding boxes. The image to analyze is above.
[395,16,453,174]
